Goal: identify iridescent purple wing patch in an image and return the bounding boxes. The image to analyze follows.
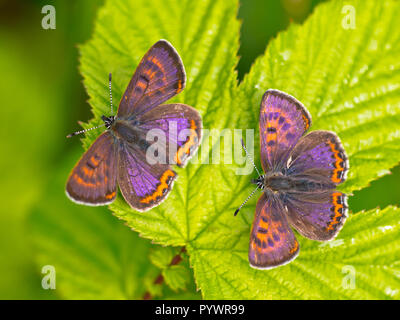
[117,40,186,118]
[259,90,311,172]
[249,193,299,269]
[118,142,177,212]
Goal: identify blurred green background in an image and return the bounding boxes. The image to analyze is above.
[0,0,399,299]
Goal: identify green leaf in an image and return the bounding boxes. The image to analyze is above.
[191,206,400,299]
[29,149,161,299]
[149,246,181,270]
[77,0,400,299]
[149,247,194,293]
[163,265,191,292]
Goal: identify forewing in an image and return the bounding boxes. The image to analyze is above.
[259,89,311,172]
[117,40,185,118]
[249,193,299,269]
[137,103,202,167]
[286,130,349,186]
[117,142,177,212]
[285,190,348,241]
[66,132,117,205]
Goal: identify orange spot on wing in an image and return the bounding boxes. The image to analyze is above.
[264,111,291,145]
[72,167,108,188]
[289,239,299,254]
[140,170,175,204]
[256,218,269,243]
[105,191,116,200]
[151,57,164,71]
[302,113,310,129]
[265,121,277,141]
[258,219,268,230]
[73,173,97,188]
[328,142,344,184]
[175,120,198,165]
[177,80,183,93]
[266,133,277,143]
[136,78,147,90]
[90,156,100,167]
[255,217,280,248]
[144,56,166,80]
[82,166,94,177]
[326,192,344,231]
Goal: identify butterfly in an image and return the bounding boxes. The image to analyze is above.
[235,89,349,269]
[66,40,202,212]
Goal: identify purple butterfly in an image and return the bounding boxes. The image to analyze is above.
[235,89,349,269]
[66,40,202,211]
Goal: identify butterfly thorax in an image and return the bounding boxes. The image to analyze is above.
[255,172,292,192]
[252,171,335,194]
[105,117,151,151]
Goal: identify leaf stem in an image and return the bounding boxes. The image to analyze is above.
[142,247,186,300]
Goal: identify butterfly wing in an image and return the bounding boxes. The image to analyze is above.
[284,130,349,240]
[259,89,311,172]
[117,40,185,118]
[284,191,348,241]
[66,132,118,205]
[136,103,202,167]
[249,193,299,269]
[117,142,177,212]
[286,130,349,185]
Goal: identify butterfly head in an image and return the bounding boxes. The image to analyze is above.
[251,175,265,190]
[101,115,115,129]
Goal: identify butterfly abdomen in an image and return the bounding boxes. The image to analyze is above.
[291,177,335,192]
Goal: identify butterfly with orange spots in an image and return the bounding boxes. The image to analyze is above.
[236,89,349,269]
[66,40,202,211]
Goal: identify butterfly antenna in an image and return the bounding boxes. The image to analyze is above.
[234,185,259,216]
[240,138,261,177]
[109,73,114,115]
[66,123,105,138]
